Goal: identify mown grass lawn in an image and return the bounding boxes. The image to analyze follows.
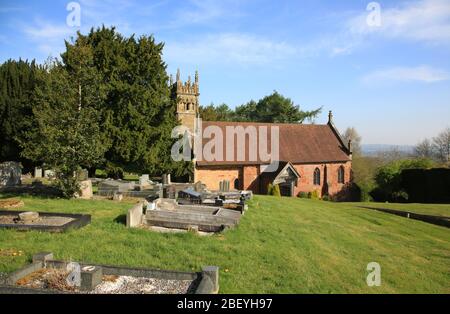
[0,194,449,293]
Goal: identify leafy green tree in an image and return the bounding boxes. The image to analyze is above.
[252,91,321,123]
[0,59,40,169]
[21,47,106,197]
[199,103,234,121]
[234,100,258,122]
[69,26,187,178]
[200,91,321,123]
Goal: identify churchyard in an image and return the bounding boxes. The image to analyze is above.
[0,193,448,293]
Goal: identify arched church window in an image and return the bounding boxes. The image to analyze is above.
[313,168,321,185]
[338,166,345,184]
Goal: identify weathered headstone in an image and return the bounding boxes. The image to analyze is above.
[0,161,22,186]
[44,169,55,179]
[194,181,204,192]
[113,192,123,201]
[34,167,43,178]
[139,174,150,187]
[98,180,134,196]
[78,180,93,199]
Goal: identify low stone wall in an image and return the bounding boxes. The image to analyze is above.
[360,206,450,228]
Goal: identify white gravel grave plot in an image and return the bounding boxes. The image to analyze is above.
[90,276,193,294]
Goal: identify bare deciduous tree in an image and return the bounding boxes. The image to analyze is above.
[433,127,450,163]
[342,127,362,156]
[414,138,434,159]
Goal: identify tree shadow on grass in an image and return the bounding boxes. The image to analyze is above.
[114,214,126,225]
[0,185,62,199]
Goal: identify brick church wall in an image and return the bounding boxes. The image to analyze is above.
[242,166,260,193]
[195,161,352,197]
[293,161,352,197]
[195,166,241,191]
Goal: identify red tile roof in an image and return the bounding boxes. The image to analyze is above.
[196,121,351,166]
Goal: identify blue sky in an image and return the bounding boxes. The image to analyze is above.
[1,0,449,145]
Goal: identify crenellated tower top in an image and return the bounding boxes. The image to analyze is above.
[171,69,200,135]
[172,69,200,96]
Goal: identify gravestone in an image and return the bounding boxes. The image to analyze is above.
[34,167,43,178]
[139,174,150,187]
[44,169,55,179]
[194,181,204,192]
[113,192,123,201]
[0,162,22,186]
[98,180,134,195]
[78,180,93,199]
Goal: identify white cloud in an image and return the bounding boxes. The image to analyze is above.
[164,33,297,66]
[77,0,134,32]
[348,0,450,45]
[19,19,77,59]
[22,20,74,41]
[362,65,450,84]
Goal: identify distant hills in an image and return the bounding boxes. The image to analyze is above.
[361,144,415,157]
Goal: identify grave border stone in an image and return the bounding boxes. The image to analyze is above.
[0,252,219,294]
[0,210,91,232]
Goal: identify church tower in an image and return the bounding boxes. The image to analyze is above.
[170,69,199,135]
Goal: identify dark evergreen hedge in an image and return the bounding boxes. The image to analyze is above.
[401,168,450,203]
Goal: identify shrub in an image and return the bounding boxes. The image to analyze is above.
[267,183,281,197]
[272,184,281,197]
[322,194,330,201]
[105,162,124,180]
[267,183,273,195]
[297,191,308,198]
[372,158,435,202]
[54,170,80,199]
[392,190,409,203]
[309,190,320,200]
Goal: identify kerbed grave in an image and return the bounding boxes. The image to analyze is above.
[0,210,91,232]
[0,252,219,294]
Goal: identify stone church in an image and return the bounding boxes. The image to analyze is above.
[171,70,353,198]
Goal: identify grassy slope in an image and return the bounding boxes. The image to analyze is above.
[355,202,450,218]
[0,195,449,293]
